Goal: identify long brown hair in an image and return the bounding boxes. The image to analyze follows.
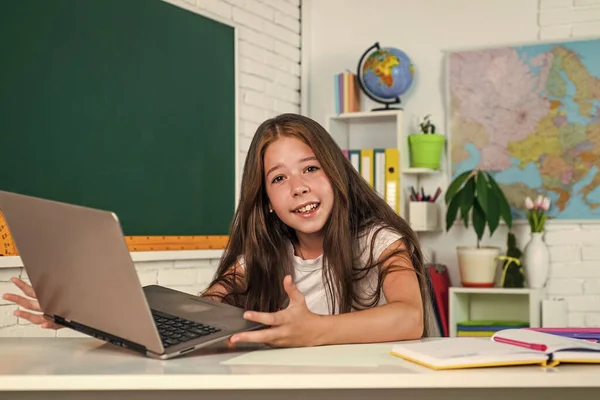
[206,113,432,337]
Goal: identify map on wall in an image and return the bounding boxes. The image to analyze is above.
[448,38,600,220]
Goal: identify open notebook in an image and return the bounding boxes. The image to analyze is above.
[390,329,600,370]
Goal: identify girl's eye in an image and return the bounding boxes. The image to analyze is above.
[305,165,320,173]
[271,176,284,184]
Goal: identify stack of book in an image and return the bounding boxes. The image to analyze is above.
[334,71,360,114]
[456,320,529,337]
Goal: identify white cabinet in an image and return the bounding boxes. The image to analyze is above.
[448,287,544,337]
[325,110,441,232]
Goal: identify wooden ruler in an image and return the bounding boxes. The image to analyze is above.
[0,211,17,256]
[0,211,228,255]
[124,235,229,251]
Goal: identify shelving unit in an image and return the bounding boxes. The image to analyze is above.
[448,287,545,337]
[325,110,443,232]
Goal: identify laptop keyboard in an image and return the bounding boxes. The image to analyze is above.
[151,309,221,348]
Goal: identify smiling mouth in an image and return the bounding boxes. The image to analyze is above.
[294,203,320,214]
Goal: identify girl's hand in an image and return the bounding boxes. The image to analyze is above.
[1,277,62,330]
[230,275,323,347]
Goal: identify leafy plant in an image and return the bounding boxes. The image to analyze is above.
[419,114,436,134]
[445,169,513,247]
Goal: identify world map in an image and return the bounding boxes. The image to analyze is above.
[449,38,600,219]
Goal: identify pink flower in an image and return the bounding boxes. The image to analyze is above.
[525,196,534,210]
[541,197,550,211]
[535,195,543,209]
[524,194,550,233]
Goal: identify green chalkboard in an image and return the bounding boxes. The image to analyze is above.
[0,0,236,236]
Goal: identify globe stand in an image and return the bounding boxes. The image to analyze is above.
[357,42,406,112]
[371,99,403,112]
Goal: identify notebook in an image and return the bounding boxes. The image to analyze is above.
[390,329,600,370]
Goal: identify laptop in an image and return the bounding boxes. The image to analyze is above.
[0,190,263,359]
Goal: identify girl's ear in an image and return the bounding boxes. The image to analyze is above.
[268,204,273,213]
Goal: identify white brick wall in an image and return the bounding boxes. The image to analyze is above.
[0,0,300,338]
[543,225,600,326]
[537,0,600,327]
[539,0,600,39]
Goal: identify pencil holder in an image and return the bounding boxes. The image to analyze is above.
[409,201,438,231]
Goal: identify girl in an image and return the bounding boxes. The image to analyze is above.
[4,113,433,347]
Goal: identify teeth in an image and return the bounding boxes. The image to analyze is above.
[296,203,318,213]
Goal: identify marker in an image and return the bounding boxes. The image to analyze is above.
[431,187,442,202]
[493,336,547,352]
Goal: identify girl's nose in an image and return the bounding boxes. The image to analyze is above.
[292,185,309,197]
[290,176,309,197]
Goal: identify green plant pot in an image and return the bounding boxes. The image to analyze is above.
[408,134,445,170]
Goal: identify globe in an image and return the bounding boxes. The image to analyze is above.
[357,43,414,110]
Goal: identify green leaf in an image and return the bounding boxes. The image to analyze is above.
[486,195,501,236]
[472,198,486,243]
[459,178,475,227]
[446,193,462,231]
[539,214,548,231]
[473,171,500,236]
[476,170,489,215]
[487,176,513,229]
[445,170,472,204]
[499,194,513,228]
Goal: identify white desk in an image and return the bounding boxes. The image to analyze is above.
[1,338,600,399]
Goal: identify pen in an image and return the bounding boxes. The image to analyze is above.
[493,336,548,352]
[410,186,418,200]
[431,187,442,202]
[408,189,416,202]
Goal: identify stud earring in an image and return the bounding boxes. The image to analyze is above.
[269,207,273,213]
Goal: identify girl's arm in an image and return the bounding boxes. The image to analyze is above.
[231,239,425,347]
[313,239,424,345]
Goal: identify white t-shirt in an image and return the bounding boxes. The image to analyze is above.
[239,224,403,315]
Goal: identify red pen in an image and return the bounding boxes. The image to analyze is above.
[431,187,442,202]
[493,336,548,351]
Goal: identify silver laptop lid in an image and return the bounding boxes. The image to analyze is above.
[0,190,163,354]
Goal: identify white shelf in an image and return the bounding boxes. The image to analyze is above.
[448,287,545,337]
[325,110,446,234]
[413,227,442,233]
[450,287,540,295]
[328,110,403,122]
[402,168,440,175]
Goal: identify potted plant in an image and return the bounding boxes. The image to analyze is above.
[408,114,445,170]
[445,169,513,287]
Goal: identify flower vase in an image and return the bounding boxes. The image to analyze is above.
[523,232,549,288]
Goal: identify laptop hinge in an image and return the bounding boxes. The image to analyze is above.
[54,315,146,355]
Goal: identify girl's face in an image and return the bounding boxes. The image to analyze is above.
[263,136,334,236]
